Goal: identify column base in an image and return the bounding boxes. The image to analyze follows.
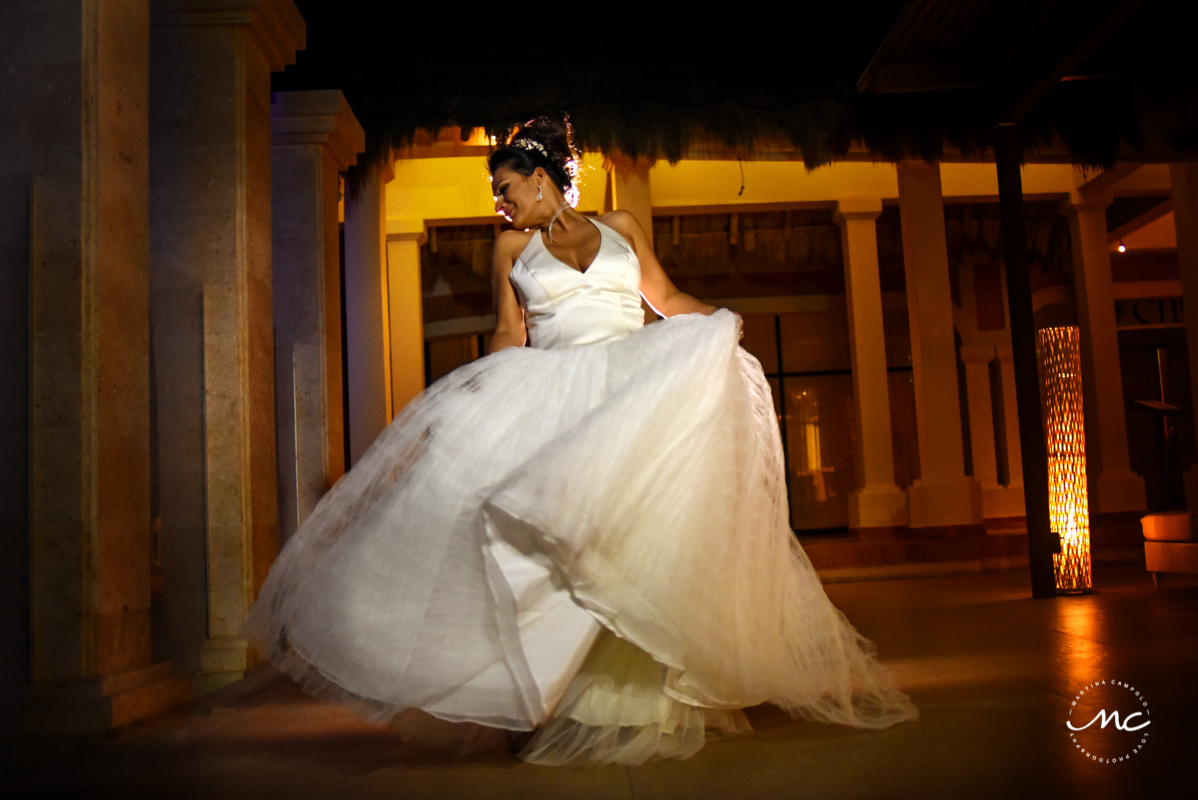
[1095,470,1147,513]
[908,477,983,527]
[848,485,908,529]
[195,636,252,696]
[983,484,1026,519]
[155,636,206,676]
[24,662,191,736]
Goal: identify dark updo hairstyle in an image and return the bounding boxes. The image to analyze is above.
[488,114,581,207]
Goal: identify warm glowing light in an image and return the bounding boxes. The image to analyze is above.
[1037,326,1092,594]
[791,389,827,502]
[1117,238,1126,253]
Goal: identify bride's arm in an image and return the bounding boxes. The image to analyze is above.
[600,210,717,318]
[488,231,529,353]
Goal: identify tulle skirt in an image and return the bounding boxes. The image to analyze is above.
[244,309,918,766]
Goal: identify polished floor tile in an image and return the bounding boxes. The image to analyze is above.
[16,563,1198,799]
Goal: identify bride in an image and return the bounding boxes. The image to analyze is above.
[245,116,918,766]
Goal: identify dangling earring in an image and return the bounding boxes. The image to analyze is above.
[536,184,542,202]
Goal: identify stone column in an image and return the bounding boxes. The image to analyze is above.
[343,161,394,465]
[834,198,908,530]
[896,162,983,529]
[1172,164,1198,508]
[270,90,364,542]
[1061,181,1147,515]
[608,153,658,322]
[960,345,999,491]
[0,2,35,731]
[149,0,304,694]
[9,0,190,736]
[608,153,655,238]
[386,220,426,416]
[996,344,1026,496]
[959,343,1024,518]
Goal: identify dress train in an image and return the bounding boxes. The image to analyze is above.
[244,310,917,765]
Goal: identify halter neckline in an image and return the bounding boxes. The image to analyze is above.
[534,217,605,275]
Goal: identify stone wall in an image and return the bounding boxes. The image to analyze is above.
[2,0,191,742]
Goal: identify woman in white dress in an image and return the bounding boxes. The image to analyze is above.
[245,116,918,766]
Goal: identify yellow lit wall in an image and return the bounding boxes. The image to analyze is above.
[650,160,1080,208]
[385,152,607,229]
[940,163,1077,198]
[649,161,899,206]
[1114,211,1177,250]
[383,153,1156,225]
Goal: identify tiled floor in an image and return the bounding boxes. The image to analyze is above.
[16,563,1198,799]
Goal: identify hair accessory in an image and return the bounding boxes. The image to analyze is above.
[511,139,549,158]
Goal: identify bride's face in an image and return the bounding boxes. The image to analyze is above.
[492,166,544,228]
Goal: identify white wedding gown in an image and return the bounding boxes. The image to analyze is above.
[245,218,918,765]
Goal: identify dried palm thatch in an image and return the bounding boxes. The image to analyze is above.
[275,1,1198,192]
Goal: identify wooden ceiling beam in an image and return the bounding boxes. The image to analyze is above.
[868,61,992,94]
[1075,163,1142,197]
[1006,0,1149,122]
[1108,198,1173,243]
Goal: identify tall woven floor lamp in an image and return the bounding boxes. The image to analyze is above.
[1037,326,1094,595]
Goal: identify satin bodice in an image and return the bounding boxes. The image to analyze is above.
[509,219,645,350]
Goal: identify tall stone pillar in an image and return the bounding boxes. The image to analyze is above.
[896,162,983,529]
[10,0,189,736]
[608,153,655,238]
[270,91,364,543]
[960,345,999,491]
[0,2,36,735]
[1172,164,1198,508]
[1061,181,1147,516]
[608,153,657,321]
[149,0,304,694]
[996,344,1026,508]
[386,220,426,416]
[959,344,1023,518]
[343,160,394,464]
[834,199,907,529]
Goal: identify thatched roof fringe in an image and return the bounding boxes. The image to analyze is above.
[344,75,1198,195]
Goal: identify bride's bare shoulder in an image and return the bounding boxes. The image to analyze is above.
[492,228,536,268]
[596,209,637,235]
[596,210,649,252]
[495,228,535,250]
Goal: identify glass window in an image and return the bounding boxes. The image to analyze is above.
[747,303,919,531]
[783,375,856,530]
[425,333,487,385]
[779,299,851,374]
[740,314,779,372]
[767,377,783,420]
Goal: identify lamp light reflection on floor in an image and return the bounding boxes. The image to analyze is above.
[1037,326,1094,594]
